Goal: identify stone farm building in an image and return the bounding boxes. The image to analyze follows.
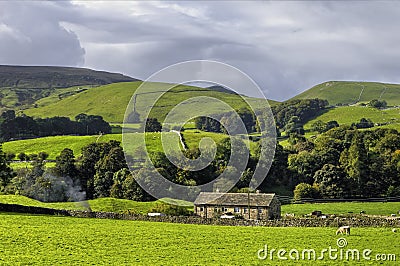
[194,192,281,220]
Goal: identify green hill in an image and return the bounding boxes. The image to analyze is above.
[304,106,400,131]
[0,65,137,111]
[23,81,274,123]
[291,81,400,106]
[0,65,136,89]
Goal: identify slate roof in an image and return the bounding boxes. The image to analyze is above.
[194,192,276,207]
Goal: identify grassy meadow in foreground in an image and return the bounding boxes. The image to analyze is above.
[0,213,398,265]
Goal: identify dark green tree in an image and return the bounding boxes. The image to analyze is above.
[79,140,121,199]
[110,168,131,199]
[55,148,78,180]
[368,99,387,109]
[93,146,127,198]
[288,151,319,185]
[310,120,327,134]
[144,118,162,132]
[0,145,15,191]
[314,164,350,198]
[285,116,305,135]
[122,169,150,201]
[340,133,369,197]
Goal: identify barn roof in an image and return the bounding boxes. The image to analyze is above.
[194,192,276,207]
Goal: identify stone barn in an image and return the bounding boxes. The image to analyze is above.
[194,192,281,220]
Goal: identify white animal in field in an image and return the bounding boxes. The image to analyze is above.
[336,226,350,235]
[392,228,397,233]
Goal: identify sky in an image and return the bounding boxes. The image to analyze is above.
[0,1,400,101]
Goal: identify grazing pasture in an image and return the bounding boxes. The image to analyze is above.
[291,81,400,106]
[23,81,272,123]
[304,106,400,130]
[0,213,398,265]
[281,202,400,217]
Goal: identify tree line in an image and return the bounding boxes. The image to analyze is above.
[194,107,258,134]
[0,140,148,202]
[194,99,328,136]
[0,110,111,141]
[1,125,399,202]
[289,126,400,199]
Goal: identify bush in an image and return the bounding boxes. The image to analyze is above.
[368,99,387,109]
[293,183,320,201]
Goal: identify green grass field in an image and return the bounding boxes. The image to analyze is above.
[23,81,272,123]
[292,81,400,106]
[0,213,398,265]
[9,162,56,169]
[282,202,400,216]
[304,106,400,130]
[2,130,233,162]
[0,195,184,214]
[2,135,122,160]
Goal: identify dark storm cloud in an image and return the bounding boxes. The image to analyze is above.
[1,1,400,100]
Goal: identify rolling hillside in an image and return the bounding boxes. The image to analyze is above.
[0,65,136,89]
[291,81,400,106]
[23,81,273,123]
[0,65,137,111]
[304,106,400,130]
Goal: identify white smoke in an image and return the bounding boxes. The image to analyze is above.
[26,173,86,202]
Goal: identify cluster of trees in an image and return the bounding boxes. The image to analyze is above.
[310,118,375,134]
[2,126,399,203]
[310,120,339,134]
[75,140,150,200]
[351,118,374,129]
[368,99,387,109]
[0,111,111,141]
[194,108,258,134]
[0,145,15,192]
[289,126,400,199]
[0,140,153,202]
[188,99,329,137]
[272,99,329,130]
[145,137,256,194]
[144,118,162,132]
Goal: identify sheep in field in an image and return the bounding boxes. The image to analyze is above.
[336,226,350,235]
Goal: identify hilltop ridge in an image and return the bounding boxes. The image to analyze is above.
[0,65,137,89]
[291,81,400,106]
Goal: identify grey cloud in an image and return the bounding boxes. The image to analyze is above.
[1,1,400,101]
[0,1,85,66]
